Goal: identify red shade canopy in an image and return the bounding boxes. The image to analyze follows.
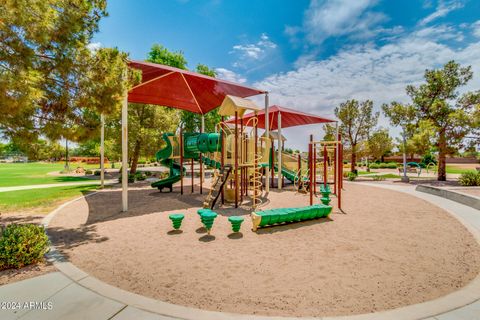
[227,105,335,130]
[127,60,266,114]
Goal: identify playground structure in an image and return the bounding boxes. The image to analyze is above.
[152,99,344,214]
[151,95,271,210]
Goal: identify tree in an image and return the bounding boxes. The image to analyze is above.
[409,120,436,156]
[335,99,379,172]
[0,1,137,145]
[385,61,479,181]
[322,123,337,141]
[368,129,393,162]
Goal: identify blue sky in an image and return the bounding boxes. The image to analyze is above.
[93,0,480,149]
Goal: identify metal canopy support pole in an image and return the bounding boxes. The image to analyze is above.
[220,116,225,204]
[335,122,339,195]
[180,127,184,195]
[264,92,270,193]
[333,144,337,195]
[200,115,204,194]
[100,113,105,189]
[240,118,244,202]
[277,111,282,190]
[338,134,343,210]
[323,144,328,188]
[234,111,239,208]
[191,158,194,193]
[121,95,128,212]
[313,140,316,194]
[309,134,313,205]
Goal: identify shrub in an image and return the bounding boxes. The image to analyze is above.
[0,224,50,270]
[118,173,136,183]
[94,170,101,176]
[143,171,152,177]
[135,172,146,181]
[459,172,480,186]
[369,162,397,169]
[421,153,437,166]
[85,169,93,175]
[372,175,386,181]
[347,172,357,181]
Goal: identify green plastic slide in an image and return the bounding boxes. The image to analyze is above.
[151,133,185,192]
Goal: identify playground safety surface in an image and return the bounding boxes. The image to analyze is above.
[45,182,480,317]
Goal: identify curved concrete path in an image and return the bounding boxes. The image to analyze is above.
[0,180,117,193]
[1,183,480,320]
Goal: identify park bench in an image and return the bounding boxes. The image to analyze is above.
[251,204,332,231]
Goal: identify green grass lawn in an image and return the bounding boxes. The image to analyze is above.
[445,165,477,174]
[357,171,378,175]
[0,162,101,187]
[0,184,99,213]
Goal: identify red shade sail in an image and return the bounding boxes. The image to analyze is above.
[227,105,335,130]
[127,60,266,114]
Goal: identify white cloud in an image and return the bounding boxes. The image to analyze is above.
[215,68,247,84]
[472,20,480,38]
[413,24,464,41]
[87,42,102,51]
[300,0,388,45]
[419,0,464,26]
[254,27,480,150]
[231,33,277,63]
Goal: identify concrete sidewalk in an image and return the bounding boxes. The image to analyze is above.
[1,183,480,320]
[0,180,117,193]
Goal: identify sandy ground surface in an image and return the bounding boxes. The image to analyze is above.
[48,182,480,317]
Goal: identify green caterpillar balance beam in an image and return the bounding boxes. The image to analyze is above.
[251,204,332,232]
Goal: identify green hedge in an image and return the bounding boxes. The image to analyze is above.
[369,162,398,169]
[0,224,50,270]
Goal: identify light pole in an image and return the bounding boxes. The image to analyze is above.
[401,127,409,183]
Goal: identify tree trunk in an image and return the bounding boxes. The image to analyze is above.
[437,129,447,181]
[130,139,142,175]
[350,144,357,173]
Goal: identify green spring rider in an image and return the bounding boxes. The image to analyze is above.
[320,184,331,206]
[200,210,217,235]
[169,214,185,230]
[228,216,244,233]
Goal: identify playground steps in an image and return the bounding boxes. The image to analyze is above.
[203,166,232,209]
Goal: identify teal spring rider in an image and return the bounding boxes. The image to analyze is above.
[228,216,244,232]
[320,184,331,206]
[199,210,217,235]
[168,214,185,230]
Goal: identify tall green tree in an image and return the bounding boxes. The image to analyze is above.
[0,1,136,145]
[385,61,479,180]
[367,129,393,162]
[335,99,379,172]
